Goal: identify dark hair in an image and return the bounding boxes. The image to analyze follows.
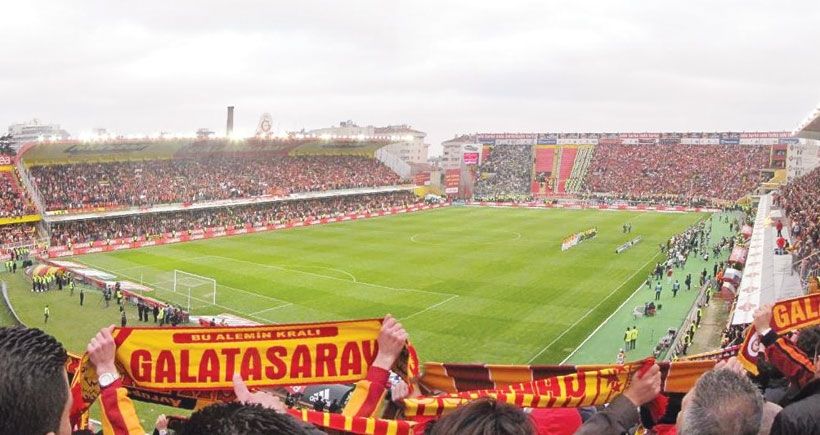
[0,326,69,435]
[181,402,315,435]
[428,398,534,435]
[796,326,820,358]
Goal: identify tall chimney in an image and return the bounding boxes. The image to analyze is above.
[226,106,235,137]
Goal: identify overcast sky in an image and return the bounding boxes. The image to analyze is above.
[2,0,819,154]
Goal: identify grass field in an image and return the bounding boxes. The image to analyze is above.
[23,206,706,365]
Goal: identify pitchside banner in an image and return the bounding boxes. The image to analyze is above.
[738,293,820,374]
[112,319,383,390]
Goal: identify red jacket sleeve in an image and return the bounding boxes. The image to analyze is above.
[342,366,390,418]
[762,329,816,390]
[99,379,145,435]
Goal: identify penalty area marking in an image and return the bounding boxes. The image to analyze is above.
[73,260,289,324]
[526,252,662,364]
[250,303,294,316]
[399,295,460,321]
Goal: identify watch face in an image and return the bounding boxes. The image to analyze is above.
[99,373,117,387]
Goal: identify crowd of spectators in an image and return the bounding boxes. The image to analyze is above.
[50,191,419,246]
[30,156,403,211]
[0,223,36,246]
[584,143,770,203]
[473,144,533,201]
[775,166,820,284]
[1,171,37,218]
[4,310,819,434]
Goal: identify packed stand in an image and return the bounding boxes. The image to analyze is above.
[473,144,533,201]
[50,191,419,246]
[0,223,37,246]
[30,156,403,211]
[775,166,820,283]
[584,143,770,203]
[0,171,37,217]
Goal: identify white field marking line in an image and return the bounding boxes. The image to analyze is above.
[196,255,457,298]
[294,265,358,282]
[74,260,280,324]
[409,231,522,246]
[399,295,460,321]
[527,252,662,364]
[78,259,291,308]
[250,303,294,316]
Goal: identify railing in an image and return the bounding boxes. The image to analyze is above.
[14,160,45,213]
[375,147,412,180]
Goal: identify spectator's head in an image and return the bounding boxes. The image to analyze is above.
[427,398,534,435]
[0,326,71,435]
[795,326,820,360]
[676,369,763,435]
[180,402,313,435]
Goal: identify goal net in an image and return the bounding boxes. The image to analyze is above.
[173,270,217,312]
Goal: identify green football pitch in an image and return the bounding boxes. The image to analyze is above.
[60,206,706,365]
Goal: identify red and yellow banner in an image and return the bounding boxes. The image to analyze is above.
[406,367,627,417]
[738,293,820,374]
[289,408,415,435]
[419,358,716,395]
[113,319,383,390]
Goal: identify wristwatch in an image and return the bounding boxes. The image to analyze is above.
[98,372,119,389]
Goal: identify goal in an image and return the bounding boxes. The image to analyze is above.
[173,270,217,312]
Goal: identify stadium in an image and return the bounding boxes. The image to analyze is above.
[2,109,819,434]
[2,3,820,434]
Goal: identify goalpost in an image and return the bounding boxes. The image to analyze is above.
[173,270,217,312]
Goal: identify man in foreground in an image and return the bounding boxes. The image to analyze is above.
[0,326,72,435]
[676,358,764,435]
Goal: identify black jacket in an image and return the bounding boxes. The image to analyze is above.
[771,378,820,435]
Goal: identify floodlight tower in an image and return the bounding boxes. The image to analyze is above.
[226,106,235,137]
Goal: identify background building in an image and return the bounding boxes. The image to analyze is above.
[308,121,429,164]
[7,119,70,149]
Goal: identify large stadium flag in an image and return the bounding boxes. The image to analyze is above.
[738,293,820,374]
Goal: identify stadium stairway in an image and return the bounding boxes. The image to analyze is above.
[555,147,578,194]
[565,145,594,194]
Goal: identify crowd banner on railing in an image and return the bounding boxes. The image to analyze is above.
[738,293,820,374]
